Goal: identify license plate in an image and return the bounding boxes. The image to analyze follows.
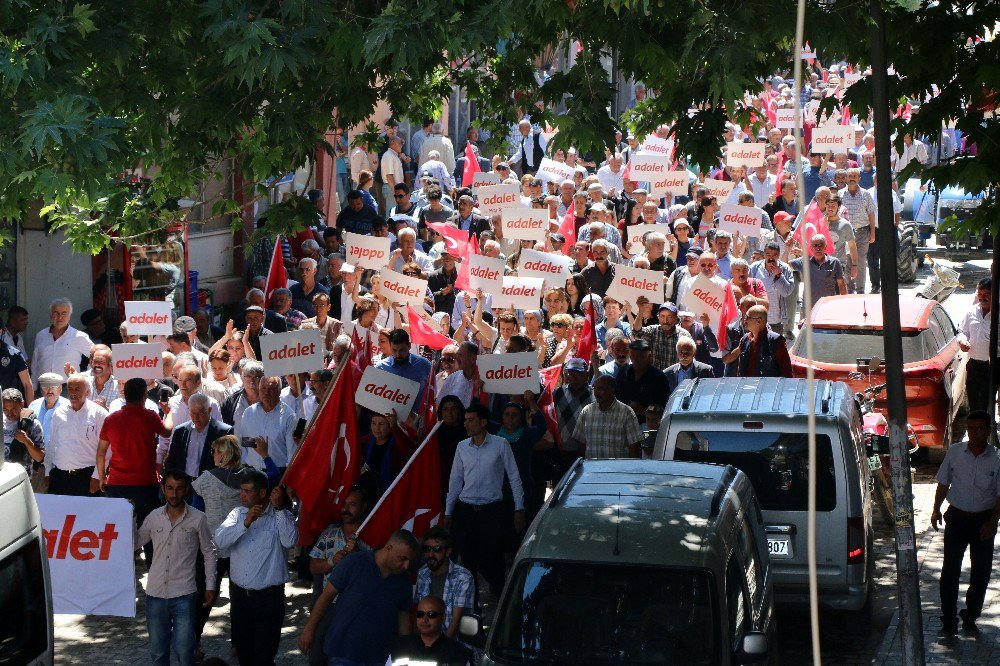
[767,537,792,559]
[869,454,882,470]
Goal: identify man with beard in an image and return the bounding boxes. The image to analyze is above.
[414,526,475,638]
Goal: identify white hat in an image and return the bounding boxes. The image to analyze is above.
[340,263,356,273]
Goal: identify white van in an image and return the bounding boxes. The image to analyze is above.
[0,460,54,664]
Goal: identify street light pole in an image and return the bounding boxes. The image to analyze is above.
[870,1,925,662]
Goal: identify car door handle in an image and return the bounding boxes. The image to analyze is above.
[765,525,796,535]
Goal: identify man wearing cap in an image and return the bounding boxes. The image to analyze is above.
[428,248,459,315]
[2,388,44,474]
[666,247,702,306]
[28,373,68,448]
[636,302,692,371]
[665,337,715,396]
[614,339,669,422]
[571,375,644,459]
[553,358,594,472]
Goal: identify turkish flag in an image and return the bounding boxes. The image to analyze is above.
[841,105,852,126]
[716,282,741,349]
[762,94,777,126]
[406,305,453,350]
[775,151,788,197]
[556,202,576,255]
[427,222,469,258]
[574,300,597,361]
[264,237,287,308]
[454,229,480,292]
[537,366,562,448]
[283,360,360,546]
[461,142,482,187]
[350,324,372,373]
[792,201,834,258]
[356,423,444,549]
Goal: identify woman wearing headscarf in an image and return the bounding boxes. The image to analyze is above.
[489,392,551,525]
[358,412,415,500]
[435,395,467,504]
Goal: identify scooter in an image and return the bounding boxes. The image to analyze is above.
[915,255,962,303]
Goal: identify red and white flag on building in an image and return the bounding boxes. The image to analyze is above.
[264,236,288,308]
[356,422,444,549]
[283,360,360,546]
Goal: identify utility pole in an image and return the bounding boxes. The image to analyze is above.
[870,0,925,662]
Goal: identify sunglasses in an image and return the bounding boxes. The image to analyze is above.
[422,544,445,553]
[415,610,443,619]
[441,357,457,363]
[551,322,568,328]
[497,166,510,171]
[393,194,406,199]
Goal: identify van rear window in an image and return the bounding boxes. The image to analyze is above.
[674,432,837,512]
[0,537,49,663]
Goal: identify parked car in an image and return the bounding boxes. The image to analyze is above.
[654,377,875,616]
[902,175,990,263]
[469,459,775,665]
[788,294,968,450]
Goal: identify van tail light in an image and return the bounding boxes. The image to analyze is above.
[847,517,865,565]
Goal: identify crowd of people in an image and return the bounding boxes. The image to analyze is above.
[1,61,991,666]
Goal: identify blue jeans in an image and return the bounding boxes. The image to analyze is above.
[147,593,197,666]
[336,172,350,207]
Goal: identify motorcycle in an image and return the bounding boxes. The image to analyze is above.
[915,256,962,303]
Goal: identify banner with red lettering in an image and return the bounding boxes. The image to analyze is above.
[494,276,545,310]
[471,172,501,194]
[477,351,540,395]
[123,300,173,336]
[725,142,766,168]
[683,274,727,333]
[536,157,576,183]
[810,125,853,153]
[844,71,863,88]
[111,343,162,381]
[775,108,802,129]
[649,170,691,199]
[606,264,666,311]
[500,208,549,242]
[344,231,391,270]
[718,204,764,239]
[464,253,505,294]
[637,135,674,158]
[354,365,420,420]
[477,183,521,217]
[702,178,735,201]
[379,269,429,307]
[258,329,325,377]
[626,223,672,255]
[627,154,671,183]
[36,494,136,616]
[517,248,571,289]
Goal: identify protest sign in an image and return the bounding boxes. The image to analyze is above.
[344,231,391,270]
[379,269,428,307]
[725,142,766,168]
[111,343,162,381]
[718,204,764,239]
[683,274,727,332]
[844,71,863,88]
[648,171,690,198]
[627,154,672,181]
[259,329,325,377]
[703,178,735,200]
[625,223,672,255]
[607,264,666,311]
[811,125,854,153]
[536,157,576,183]
[123,300,172,336]
[477,183,521,216]
[471,172,501,193]
[464,253,505,294]
[494,276,545,310]
[500,208,549,242]
[775,107,801,129]
[637,135,674,158]
[37,495,136,617]
[517,248,571,289]
[354,365,420,420]
[477,351,540,395]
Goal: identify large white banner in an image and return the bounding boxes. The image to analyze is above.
[37,495,136,617]
[725,142,766,168]
[702,178,735,201]
[123,301,173,336]
[625,223,672,255]
[718,204,764,239]
[477,183,521,217]
[465,254,505,294]
[536,157,576,183]
[627,154,672,182]
[344,231,391,270]
[379,269,428,307]
[500,208,549,242]
[607,264,666,311]
[683,274,727,333]
[517,248,571,289]
[354,366,420,419]
[648,171,690,198]
[494,276,545,310]
[111,343,162,381]
[638,135,674,158]
[477,351,540,395]
[259,329,325,377]
[811,125,854,153]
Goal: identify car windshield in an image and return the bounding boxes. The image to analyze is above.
[674,431,837,512]
[489,561,718,665]
[791,328,929,365]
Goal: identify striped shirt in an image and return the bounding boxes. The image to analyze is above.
[573,398,644,458]
[837,186,876,230]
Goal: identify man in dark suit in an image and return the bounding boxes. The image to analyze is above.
[233,288,288,334]
[448,194,491,242]
[665,337,715,397]
[328,264,368,322]
[165,393,233,478]
[452,146,491,187]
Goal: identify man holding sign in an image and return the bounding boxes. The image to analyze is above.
[375,330,432,413]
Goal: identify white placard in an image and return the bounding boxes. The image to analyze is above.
[725,142,766,168]
[500,208,549,242]
[354,365,420,419]
[477,183,522,217]
[494,276,545,310]
[477,351,540,395]
[775,108,801,129]
[379,269,429,307]
[606,264,666,311]
[465,254,505,294]
[536,157,576,183]
[628,154,672,181]
[259,329,325,377]
[38,495,136,617]
[682,274,727,333]
[344,231,391,270]
[649,171,690,198]
[811,125,854,153]
[517,248,572,289]
[718,204,764,239]
[471,172,501,193]
[626,223,673,255]
[844,72,863,88]
[800,45,815,60]
[111,343,162,381]
[637,135,674,158]
[123,301,173,336]
[703,178,736,200]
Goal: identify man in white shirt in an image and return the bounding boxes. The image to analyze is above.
[958,278,998,414]
[31,298,93,382]
[507,118,547,176]
[237,376,297,471]
[748,163,777,209]
[156,364,222,466]
[380,135,406,210]
[45,373,108,496]
[280,372,316,423]
[596,153,626,194]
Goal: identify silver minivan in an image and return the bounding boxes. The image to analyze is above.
[473,459,776,665]
[655,377,874,614]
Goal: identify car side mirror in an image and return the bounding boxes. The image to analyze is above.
[458,613,486,650]
[738,631,769,664]
[869,356,882,373]
[865,433,891,456]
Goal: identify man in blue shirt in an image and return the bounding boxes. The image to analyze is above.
[801,152,834,201]
[376,329,432,411]
[298,529,420,664]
